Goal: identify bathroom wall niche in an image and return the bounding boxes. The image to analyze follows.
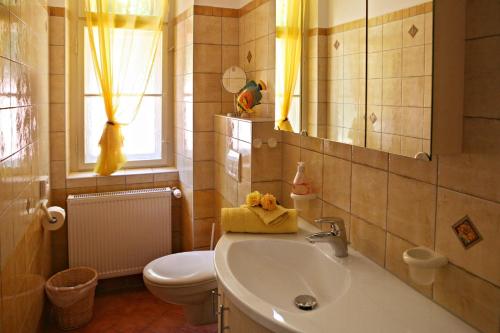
[275,0,465,159]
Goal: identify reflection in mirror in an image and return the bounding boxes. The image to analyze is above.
[366,0,433,158]
[275,0,367,147]
[321,0,367,146]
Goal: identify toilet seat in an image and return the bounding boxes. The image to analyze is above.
[143,251,216,287]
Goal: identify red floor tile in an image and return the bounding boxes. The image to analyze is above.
[43,287,217,333]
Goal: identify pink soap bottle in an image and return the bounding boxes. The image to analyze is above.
[292,162,312,195]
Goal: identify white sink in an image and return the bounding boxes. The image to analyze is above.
[227,239,349,312]
[215,220,479,333]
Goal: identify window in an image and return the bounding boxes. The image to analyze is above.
[70,2,171,171]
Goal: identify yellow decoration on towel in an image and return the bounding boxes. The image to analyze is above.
[247,204,289,225]
[245,191,262,207]
[221,207,298,234]
[260,193,277,211]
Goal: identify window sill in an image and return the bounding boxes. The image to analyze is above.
[65,167,179,189]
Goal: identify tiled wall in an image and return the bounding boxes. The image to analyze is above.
[214,115,282,231]
[326,19,367,146]
[174,0,277,250]
[365,2,433,157]
[238,0,276,118]
[0,0,51,331]
[48,7,181,273]
[280,2,500,332]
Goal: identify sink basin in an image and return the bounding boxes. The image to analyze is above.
[215,220,478,333]
[227,239,349,312]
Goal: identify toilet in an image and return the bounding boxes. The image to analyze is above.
[143,251,217,325]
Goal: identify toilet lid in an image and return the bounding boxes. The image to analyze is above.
[144,251,216,286]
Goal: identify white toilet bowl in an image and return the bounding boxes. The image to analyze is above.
[143,251,217,325]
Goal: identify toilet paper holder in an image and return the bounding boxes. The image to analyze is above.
[40,199,58,224]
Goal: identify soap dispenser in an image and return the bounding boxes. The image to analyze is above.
[290,162,316,211]
[292,162,311,195]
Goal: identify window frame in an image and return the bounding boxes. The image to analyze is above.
[69,4,173,173]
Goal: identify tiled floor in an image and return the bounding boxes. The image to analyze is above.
[43,287,217,333]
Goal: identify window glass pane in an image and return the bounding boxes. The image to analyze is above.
[84,96,162,163]
[83,25,163,165]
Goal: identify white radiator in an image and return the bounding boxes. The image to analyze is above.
[67,188,172,279]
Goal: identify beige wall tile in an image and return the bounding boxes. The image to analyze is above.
[368,52,383,79]
[385,232,433,297]
[368,25,382,53]
[382,49,401,78]
[324,140,351,160]
[300,135,324,153]
[193,102,220,132]
[254,2,269,39]
[193,15,221,45]
[221,45,239,72]
[402,14,425,47]
[351,216,386,266]
[49,16,64,46]
[382,21,402,51]
[388,153,437,184]
[300,148,323,197]
[193,73,221,102]
[402,46,425,77]
[438,154,500,203]
[49,132,65,161]
[401,107,423,138]
[352,146,388,170]
[367,78,382,105]
[382,78,402,106]
[194,189,215,219]
[282,143,300,184]
[194,44,222,73]
[193,218,215,249]
[49,74,64,103]
[381,106,402,135]
[193,131,214,161]
[387,174,436,247]
[49,103,65,132]
[49,45,64,75]
[436,188,500,286]
[252,144,282,182]
[221,17,238,46]
[351,163,388,228]
[323,155,351,212]
[194,161,214,190]
[434,264,500,333]
[402,76,424,107]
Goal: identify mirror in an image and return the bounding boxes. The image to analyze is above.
[366,0,433,157]
[222,66,247,94]
[275,0,433,159]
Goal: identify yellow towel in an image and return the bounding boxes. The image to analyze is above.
[221,207,298,233]
[245,204,289,225]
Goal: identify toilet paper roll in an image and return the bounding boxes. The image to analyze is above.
[42,206,66,231]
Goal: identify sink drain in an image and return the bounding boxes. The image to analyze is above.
[294,295,318,311]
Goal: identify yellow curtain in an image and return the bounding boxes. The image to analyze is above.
[84,0,167,175]
[277,0,304,132]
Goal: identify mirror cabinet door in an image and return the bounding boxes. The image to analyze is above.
[304,0,367,146]
[275,0,434,159]
[366,0,433,158]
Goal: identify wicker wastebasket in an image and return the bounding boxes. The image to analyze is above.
[45,267,98,330]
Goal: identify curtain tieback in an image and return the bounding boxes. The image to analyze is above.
[107,121,117,126]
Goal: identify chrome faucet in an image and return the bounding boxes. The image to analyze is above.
[306,217,348,257]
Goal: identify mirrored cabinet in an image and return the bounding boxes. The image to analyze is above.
[275,0,465,159]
